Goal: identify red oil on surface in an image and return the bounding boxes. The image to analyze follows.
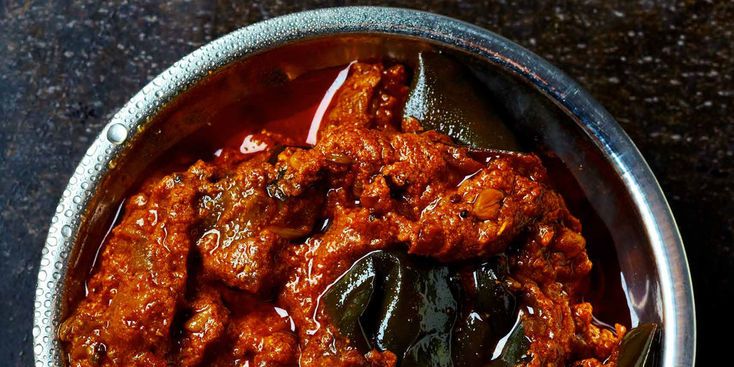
[168,63,349,164]
[82,61,631,332]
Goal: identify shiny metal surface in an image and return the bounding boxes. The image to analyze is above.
[34,7,695,366]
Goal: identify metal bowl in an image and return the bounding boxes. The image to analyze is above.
[34,7,695,366]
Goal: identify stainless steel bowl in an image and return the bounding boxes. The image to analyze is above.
[34,7,695,366]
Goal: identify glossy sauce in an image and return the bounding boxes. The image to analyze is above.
[68,61,632,367]
[153,64,349,173]
[90,62,630,327]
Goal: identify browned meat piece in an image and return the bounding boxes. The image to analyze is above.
[404,154,544,260]
[508,185,621,366]
[227,308,298,366]
[322,62,383,131]
[571,303,626,362]
[59,166,207,366]
[365,350,399,367]
[203,302,299,367]
[195,152,323,294]
[176,287,229,367]
[370,64,410,130]
[320,62,408,135]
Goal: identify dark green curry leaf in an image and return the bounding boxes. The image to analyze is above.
[404,52,520,151]
[473,261,516,335]
[321,253,377,351]
[452,260,518,367]
[617,323,659,367]
[322,251,524,367]
[372,252,423,354]
[402,332,454,367]
[486,320,531,367]
[452,311,493,367]
[400,264,457,367]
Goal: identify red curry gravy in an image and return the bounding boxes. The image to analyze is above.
[59,61,631,367]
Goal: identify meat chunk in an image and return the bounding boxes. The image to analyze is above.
[59,166,206,366]
[320,62,408,135]
[195,155,323,294]
[322,62,383,131]
[205,303,299,367]
[571,302,626,362]
[176,287,229,367]
[406,154,566,261]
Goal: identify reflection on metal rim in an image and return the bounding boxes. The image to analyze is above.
[33,7,695,367]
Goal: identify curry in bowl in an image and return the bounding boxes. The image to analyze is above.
[58,57,657,367]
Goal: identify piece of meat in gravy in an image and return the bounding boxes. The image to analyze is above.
[195,150,323,294]
[59,168,205,366]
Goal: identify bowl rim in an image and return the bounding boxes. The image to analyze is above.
[33,6,695,366]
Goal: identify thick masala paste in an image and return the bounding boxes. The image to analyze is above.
[59,62,631,367]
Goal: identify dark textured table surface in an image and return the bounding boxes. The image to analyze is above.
[1,1,731,366]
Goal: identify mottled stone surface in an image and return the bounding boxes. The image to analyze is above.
[0,1,731,365]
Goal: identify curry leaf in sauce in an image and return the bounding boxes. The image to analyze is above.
[403,52,520,151]
[396,261,456,367]
[617,323,659,367]
[452,259,518,367]
[370,252,426,355]
[485,320,531,367]
[321,254,377,352]
[322,251,526,366]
